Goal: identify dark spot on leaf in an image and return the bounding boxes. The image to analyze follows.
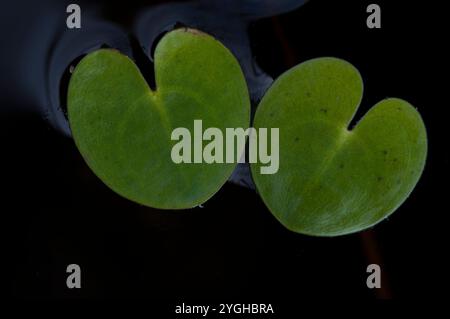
[339,163,344,169]
[320,108,328,114]
[294,137,299,142]
[306,92,311,98]
[383,150,388,155]
[377,176,383,182]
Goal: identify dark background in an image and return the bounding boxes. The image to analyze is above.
[2,0,448,307]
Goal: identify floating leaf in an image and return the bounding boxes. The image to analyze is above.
[68,29,250,209]
[251,57,427,236]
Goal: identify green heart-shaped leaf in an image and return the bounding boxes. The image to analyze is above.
[68,29,250,209]
[251,57,427,236]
